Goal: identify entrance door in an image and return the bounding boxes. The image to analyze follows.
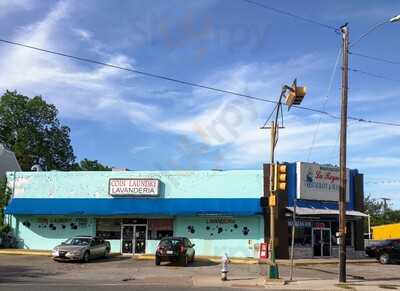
[312,228,331,257]
[121,224,147,254]
[134,225,147,254]
[121,225,134,254]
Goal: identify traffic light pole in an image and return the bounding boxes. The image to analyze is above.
[339,24,349,283]
[268,120,278,279]
[267,89,285,279]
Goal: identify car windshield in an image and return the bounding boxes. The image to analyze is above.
[63,238,91,246]
[159,239,181,248]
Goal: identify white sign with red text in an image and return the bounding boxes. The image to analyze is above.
[109,179,159,196]
[296,162,349,201]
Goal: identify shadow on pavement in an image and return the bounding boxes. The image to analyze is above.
[297,266,365,280]
[161,260,219,267]
[0,265,62,283]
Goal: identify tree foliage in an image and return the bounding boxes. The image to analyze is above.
[0,91,112,172]
[0,176,12,231]
[72,159,112,171]
[0,91,75,171]
[365,194,400,226]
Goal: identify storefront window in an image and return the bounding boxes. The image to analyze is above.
[148,219,173,239]
[288,220,312,247]
[330,221,353,247]
[96,218,121,239]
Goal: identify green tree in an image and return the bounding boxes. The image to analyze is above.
[365,194,400,226]
[0,90,75,171]
[0,175,12,232]
[73,159,112,171]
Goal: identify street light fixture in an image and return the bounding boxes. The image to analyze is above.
[390,14,400,23]
[351,14,400,47]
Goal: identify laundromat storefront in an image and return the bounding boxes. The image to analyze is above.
[5,171,264,257]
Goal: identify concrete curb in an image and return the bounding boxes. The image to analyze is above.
[0,249,121,257]
[0,249,52,256]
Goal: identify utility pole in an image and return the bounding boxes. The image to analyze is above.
[339,24,349,284]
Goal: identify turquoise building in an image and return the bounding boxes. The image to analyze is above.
[4,170,264,257]
[4,162,367,259]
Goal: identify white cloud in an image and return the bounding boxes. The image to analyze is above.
[0,0,33,17]
[72,28,92,41]
[0,1,158,125]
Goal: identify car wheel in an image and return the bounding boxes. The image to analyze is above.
[155,256,161,266]
[82,251,90,263]
[379,253,390,264]
[104,248,110,258]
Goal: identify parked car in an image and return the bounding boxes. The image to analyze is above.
[52,236,111,262]
[155,237,195,266]
[365,239,400,264]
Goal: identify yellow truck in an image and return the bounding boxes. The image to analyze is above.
[372,223,400,240]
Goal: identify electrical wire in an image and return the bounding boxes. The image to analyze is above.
[365,179,400,185]
[307,46,342,162]
[349,67,400,83]
[350,52,400,65]
[240,0,340,33]
[1,38,400,128]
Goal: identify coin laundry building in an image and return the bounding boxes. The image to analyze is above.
[4,162,366,258]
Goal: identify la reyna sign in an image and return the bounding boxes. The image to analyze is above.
[109,179,159,196]
[296,162,350,202]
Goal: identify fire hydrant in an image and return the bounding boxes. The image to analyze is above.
[221,253,230,281]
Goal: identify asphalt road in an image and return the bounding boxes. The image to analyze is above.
[0,254,399,290]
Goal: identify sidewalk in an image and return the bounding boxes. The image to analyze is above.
[135,253,376,266]
[191,275,400,290]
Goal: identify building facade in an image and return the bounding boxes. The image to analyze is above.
[4,162,366,258]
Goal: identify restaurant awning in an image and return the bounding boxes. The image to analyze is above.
[286,206,368,217]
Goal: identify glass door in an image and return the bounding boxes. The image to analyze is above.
[322,228,331,256]
[312,228,331,257]
[312,228,322,257]
[134,225,147,254]
[121,225,134,254]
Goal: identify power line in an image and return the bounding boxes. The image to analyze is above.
[349,67,400,83]
[240,0,340,33]
[1,38,400,128]
[350,52,400,65]
[365,179,400,185]
[307,46,342,162]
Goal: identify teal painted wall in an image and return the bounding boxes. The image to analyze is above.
[10,215,264,257]
[11,216,95,250]
[174,216,263,257]
[6,170,263,199]
[6,170,264,257]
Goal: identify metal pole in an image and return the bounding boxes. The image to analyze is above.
[339,24,349,284]
[368,215,371,240]
[268,120,278,279]
[289,199,297,281]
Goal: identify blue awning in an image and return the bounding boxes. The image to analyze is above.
[5,198,262,216]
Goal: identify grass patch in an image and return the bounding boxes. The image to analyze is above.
[378,285,399,290]
[335,284,356,290]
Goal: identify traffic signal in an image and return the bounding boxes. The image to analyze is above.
[274,163,287,191]
[285,79,306,110]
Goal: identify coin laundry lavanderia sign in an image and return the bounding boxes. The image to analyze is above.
[109,179,159,196]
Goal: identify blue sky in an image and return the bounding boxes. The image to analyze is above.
[0,0,399,206]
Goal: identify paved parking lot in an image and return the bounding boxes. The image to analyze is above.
[0,254,399,290]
